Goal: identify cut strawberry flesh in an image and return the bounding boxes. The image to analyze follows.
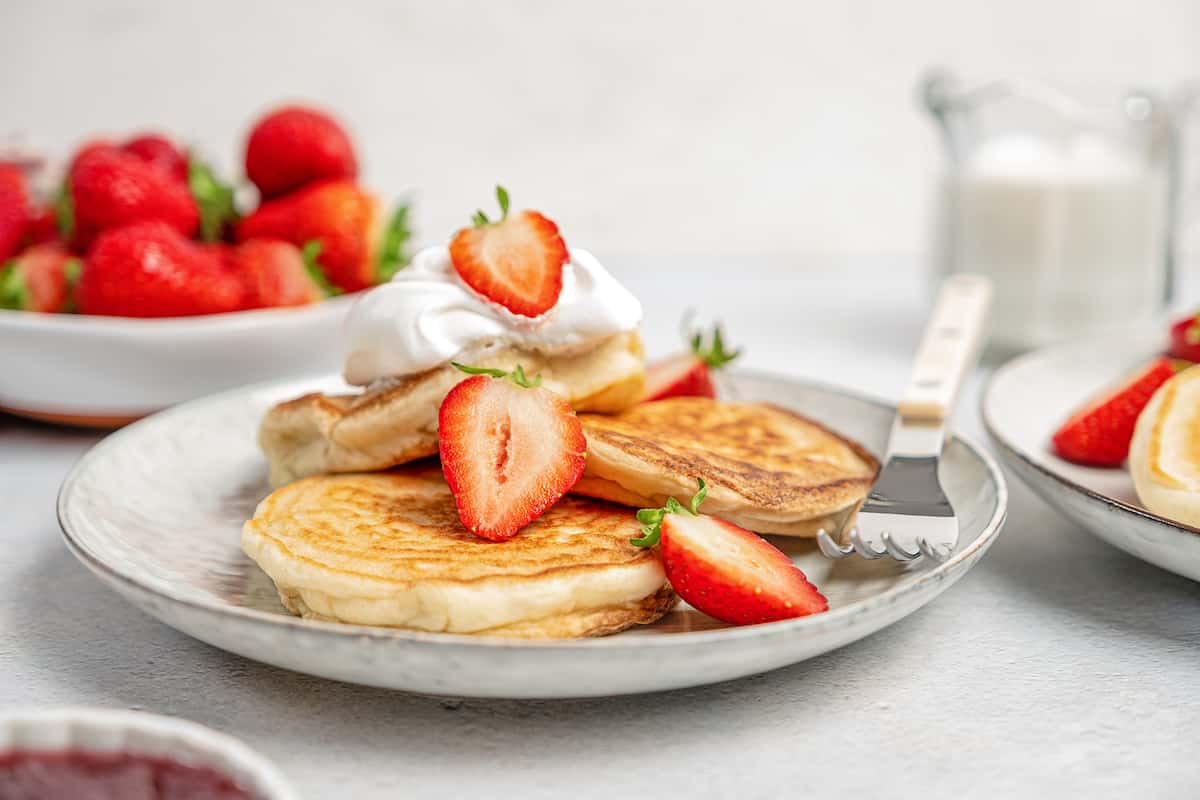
[449,210,567,317]
[643,353,715,402]
[438,376,586,541]
[661,513,827,624]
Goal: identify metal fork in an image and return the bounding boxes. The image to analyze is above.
[817,274,992,563]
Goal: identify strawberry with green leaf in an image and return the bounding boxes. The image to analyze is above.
[0,243,81,313]
[643,323,742,402]
[233,238,332,309]
[632,479,828,625]
[448,185,568,317]
[235,179,411,293]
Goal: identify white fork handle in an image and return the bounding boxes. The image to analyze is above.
[897,274,992,423]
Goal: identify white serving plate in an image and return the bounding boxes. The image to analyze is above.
[0,707,296,800]
[983,326,1200,582]
[57,371,1007,699]
[0,295,355,427]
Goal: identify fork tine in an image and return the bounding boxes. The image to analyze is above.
[850,528,887,559]
[881,531,920,561]
[816,529,854,559]
[917,538,951,563]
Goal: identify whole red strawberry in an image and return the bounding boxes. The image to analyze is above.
[245,106,358,199]
[0,164,33,262]
[0,242,80,313]
[235,179,408,293]
[1168,313,1200,363]
[232,238,328,308]
[121,134,189,182]
[78,222,243,317]
[66,148,199,249]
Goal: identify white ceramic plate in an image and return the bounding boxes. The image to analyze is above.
[0,707,297,799]
[0,296,355,426]
[58,371,1006,699]
[983,326,1200,582]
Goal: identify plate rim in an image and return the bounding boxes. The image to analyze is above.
[57,368,1009,652]
[981,337,1200,539]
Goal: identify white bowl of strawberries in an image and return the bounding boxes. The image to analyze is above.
[0,105,410,426]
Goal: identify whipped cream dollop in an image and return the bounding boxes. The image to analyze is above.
[342,245,642,385]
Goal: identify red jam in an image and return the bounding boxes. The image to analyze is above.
[0,750,252,799]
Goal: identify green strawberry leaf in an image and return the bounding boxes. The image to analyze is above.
[0,260,27,310]
[188,157,237,243]
[689,322,742,369]
[630,478,707,547]
[376,203,413,283]
[471,184,512,227]
[61,257,83,313]
[55,182,74,242]
[451,361,543,388]
[301,240,340,297]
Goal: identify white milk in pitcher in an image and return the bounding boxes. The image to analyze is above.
[937,133,1168,351]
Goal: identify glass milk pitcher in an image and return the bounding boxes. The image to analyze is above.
[923,71,1188,352]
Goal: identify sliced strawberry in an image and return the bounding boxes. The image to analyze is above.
[631,479,827,625]
[448,186,567,317]
[644,323,741,402]
[644,354,716,402]
[0,242,80,313]
[1052,357,1177,467]
[438,364,586,541]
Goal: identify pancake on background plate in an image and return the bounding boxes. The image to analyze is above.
[259,330,644,486]
[575,397,879,538]
[242,464,675,638]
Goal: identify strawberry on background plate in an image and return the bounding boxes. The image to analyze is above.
[0,163,33,263]
[0,242,80,313]
[1052,357,1177,468]
[235,179,410,293]
[448,185,568,318]
[245,105,359,199]
[632,479,828,625]
[120,134,189,182]
[78,221,244,317]
[438,363,587,541]
[643,323,742,402]
[232,238,330,309]
[64,148,200,249]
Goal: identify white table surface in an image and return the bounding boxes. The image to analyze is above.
[3,260,1199,799]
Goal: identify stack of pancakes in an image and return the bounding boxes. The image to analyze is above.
[247,340,878,638]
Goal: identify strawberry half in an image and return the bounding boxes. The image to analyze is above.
[0,242,81,313]
[448,186,567,317]
[632,480,827,624]
[1052,357,1177,467]
[438,363,586,541]
[643,323,741,402]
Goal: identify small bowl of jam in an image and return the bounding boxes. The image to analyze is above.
[0,707,296,800]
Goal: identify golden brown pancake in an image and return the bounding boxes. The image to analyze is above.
[259,331,645,486]
[574,398,879,537]
[242,464,676,638]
